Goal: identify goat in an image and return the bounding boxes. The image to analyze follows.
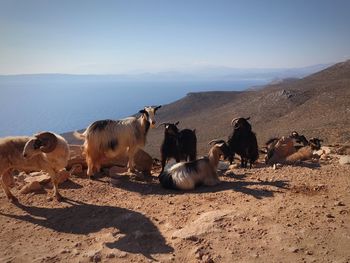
[158,121,197,174]
[227,117,259,168]
[289,131,308,150]
[264,136,296,165]
[285,138,323,164]
[0,132,70,202]
[74,106,161,177]
[158,141,228,190]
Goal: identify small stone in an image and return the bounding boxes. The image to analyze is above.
[106,253,115,258]
[326,213,335,218]
[334,201,345,207]
[19,181,42,194]
[339,156,350,165]
[117,252,127,258]
[60,249,70,254]
[305,250,313,255]
[289,247,299,253]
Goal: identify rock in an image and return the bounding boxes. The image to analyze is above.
[172,210,232,239]
[326,213,335,218]
[334,201,345,206]
[218,161,229,170]
[339,156,350,165]
[87,251,102,262]
[288,247,300,253]
[19,181,42,194]
[229,164,239,169]
[109,166,128,176]
[106,252,115,258]
[24,172,51,184]
[321,146,331,155]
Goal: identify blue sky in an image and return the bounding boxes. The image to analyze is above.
[0,0,349,74]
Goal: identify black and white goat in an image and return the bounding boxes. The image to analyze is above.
[74,106,161,177]
[227,117,259,168]
[158,121,197,174]
[158,141,228,190]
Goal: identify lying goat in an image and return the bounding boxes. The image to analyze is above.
[0,132,70,202]
[75,106,161,177]
[158,141,229,190]
[285,138,323,164]
[158,121,197,174]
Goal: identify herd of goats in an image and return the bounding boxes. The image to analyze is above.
[0,105,324,203]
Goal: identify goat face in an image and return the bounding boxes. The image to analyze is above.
[164,122,179,136]
[231,117,252,132]
[139,105,161,128]
[23,132,58,158]
[309,138,323,150]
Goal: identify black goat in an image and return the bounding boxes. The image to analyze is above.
[289,131,309,150]
[227,117,259,168]
[159,121,197,174]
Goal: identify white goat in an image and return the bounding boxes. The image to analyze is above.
[74,106,161,177]
[0,132,70,202]
[158,142,228,190]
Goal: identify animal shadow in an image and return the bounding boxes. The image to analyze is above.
[0,199,173,259]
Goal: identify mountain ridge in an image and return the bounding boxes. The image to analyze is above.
[63,60,350,157]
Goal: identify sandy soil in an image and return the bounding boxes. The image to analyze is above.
[1,156,350,263]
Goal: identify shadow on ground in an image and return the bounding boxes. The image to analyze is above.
[0,199,173,259]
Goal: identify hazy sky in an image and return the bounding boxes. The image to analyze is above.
[1,0,349,74]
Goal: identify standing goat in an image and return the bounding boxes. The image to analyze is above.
[158,141,228,190]
[227,117,259,168]
[158,121,197,174]
[74,106,161,177]
[0,132,70,202]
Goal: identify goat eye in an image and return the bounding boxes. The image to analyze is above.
[34,141,41,149]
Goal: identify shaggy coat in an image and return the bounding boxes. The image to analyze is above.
[0,132,69,202]
[227,117,259,168]
[75,106,161,177]
[159,122,197,174]
[159,143,226,190]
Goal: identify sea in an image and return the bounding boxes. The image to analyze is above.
[0,78,267,137]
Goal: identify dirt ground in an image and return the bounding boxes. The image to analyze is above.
[1,156,350,263]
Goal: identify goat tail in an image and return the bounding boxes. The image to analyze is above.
[159,171,176,190]
[73,130,86,140]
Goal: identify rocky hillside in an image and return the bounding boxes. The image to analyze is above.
[63,60,350,157]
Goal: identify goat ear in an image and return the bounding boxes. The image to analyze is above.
[175,121,179,126]
[139,109,147,114]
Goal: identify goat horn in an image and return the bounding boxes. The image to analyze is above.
[175,121,179,126]
[245,117,251,121]
[157,122,168,128]
[35,132,58,153]
[208,139,226,145]
[231,117,240,126]
[154,105,162,111]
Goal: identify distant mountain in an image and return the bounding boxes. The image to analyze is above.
[63,60,349,157]
[0,63,333,83]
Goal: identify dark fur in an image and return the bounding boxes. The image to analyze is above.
[160,122,197,174]
[158,171,176,189]
[227,118,259,168]
[90,120,115,132]
[108,139,118,150]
